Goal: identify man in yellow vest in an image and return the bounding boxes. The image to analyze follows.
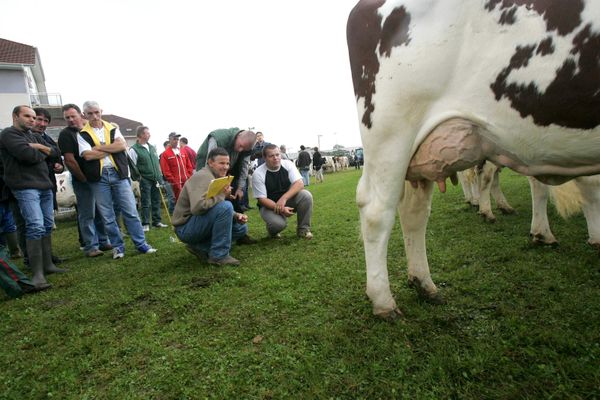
[77,101,156,259]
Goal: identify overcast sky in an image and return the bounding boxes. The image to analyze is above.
[1,0,362,153]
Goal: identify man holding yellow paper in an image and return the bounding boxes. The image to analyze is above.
[172,147,253,266]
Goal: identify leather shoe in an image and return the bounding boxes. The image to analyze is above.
[208,255,240,266]
[237,235,257,245]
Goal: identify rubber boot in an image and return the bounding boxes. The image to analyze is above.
[4,232,23,259]
[26,238,51,288]
[42,235,68,274]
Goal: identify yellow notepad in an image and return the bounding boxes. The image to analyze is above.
[206,175,234,198]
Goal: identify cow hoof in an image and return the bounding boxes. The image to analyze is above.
[479,213,496,223]
[499,207,516,215]
[375,308,404,321]
[408,278,445,304]
[530,234,559,247]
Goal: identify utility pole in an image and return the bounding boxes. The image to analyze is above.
[317,134,323,149]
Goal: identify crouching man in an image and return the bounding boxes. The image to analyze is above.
[173,147,251,266]
[252,144,313,239]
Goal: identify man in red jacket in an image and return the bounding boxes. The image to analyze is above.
[159,132,194,201]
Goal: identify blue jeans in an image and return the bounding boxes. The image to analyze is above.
[73,179,109,252]
[90,168,147,250]
[300,168,310,186]
[162,177,175,214]
[0,202,16,234]
[140,177,162,225]
[175,201,247,259]
[12,188,54,240]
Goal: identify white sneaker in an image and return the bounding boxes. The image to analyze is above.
[142,225,150,232]
[153,222,168,228]
[112,247,125,259]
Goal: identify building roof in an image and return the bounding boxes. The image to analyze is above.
[103,114,143,138]
[0,38,36,65]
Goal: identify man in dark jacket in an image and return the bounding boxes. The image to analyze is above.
[296,145,312,186]
[195,128,256,213]
[0,105,62,289]
[129,126,168,230]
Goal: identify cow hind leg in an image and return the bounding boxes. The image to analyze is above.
[398,181,443,304]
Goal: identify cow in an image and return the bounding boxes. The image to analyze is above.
[347,0,600,318]
[458,161,515,222]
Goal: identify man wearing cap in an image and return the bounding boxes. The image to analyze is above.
[195,128,256,212]
[160,132,194,201]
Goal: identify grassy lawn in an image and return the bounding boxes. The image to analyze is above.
[1,169,599,399]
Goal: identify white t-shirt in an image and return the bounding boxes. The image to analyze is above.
[252,159,302,199]
[78,126,125,168]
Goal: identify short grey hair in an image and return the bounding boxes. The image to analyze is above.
[82,100,101,112]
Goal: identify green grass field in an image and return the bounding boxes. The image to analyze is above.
[1,169,599,399]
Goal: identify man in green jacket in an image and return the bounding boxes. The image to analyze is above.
[195,128,256,213]
[129,126,168,231]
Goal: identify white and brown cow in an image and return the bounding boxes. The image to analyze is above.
[347,0,600,318]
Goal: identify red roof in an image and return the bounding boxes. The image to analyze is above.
[0,38,36,65]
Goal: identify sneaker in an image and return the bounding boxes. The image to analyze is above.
[298,230,313,240]
[142,225,150,232]
[112,246,125,259]
[153,222,168,228]
[86,249,104,257]
[185,244,207,261]
[237,235,258,245]
[138,243,157,254]
[208,255,240,266]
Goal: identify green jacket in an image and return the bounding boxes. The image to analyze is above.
[131,142,162,181]
[196,128,240,169]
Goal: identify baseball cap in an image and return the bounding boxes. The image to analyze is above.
[168,132,181,139]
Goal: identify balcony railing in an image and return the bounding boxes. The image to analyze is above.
[30,92,62,107]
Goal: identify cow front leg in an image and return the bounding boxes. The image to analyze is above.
[398,181,443,304]
[491,167,515,215]
[357,170,404,320]
[528,177,558,245]
[477,162,497,223]
[575,176,600,252]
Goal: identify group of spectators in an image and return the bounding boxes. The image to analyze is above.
[0,103,315,296]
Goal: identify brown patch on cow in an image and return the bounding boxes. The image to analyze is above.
[380,6,411,57]
[485,0,585,36]
[536,36,555,56]
[499,6,517,25]
[347,1,412,129]
[492,23,600,130]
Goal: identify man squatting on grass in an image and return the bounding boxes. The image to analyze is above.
[172,147,250,266]
[252,144,313,239]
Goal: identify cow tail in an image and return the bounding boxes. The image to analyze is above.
[549,180,583,219]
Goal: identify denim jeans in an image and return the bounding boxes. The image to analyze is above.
[12,188,54,240]
[300,168,310,186]
[73,179,109,252]
[90,168,147,250]
[0,202,16,234]
[175,201,247,259]
[139,177,162,225]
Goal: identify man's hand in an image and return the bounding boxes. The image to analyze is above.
[234,188,244,200]
[53,163,64,173]
[223,185,233,198]
[236,213,248,224]
[29,143,51,155]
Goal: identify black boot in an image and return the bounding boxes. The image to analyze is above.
[42,235,68,274]
[25,238,51,289]
[4,231,23,259]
